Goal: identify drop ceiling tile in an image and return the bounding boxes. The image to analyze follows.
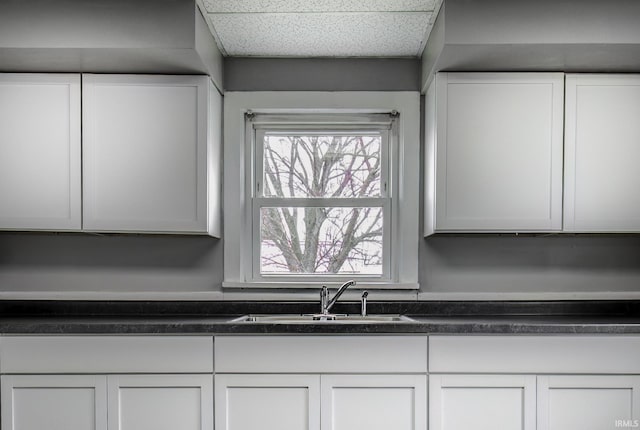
[203,0,435,13]
[209,12,431,57]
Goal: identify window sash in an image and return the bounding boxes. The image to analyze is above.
[252,203,391,280]
[255,127,390,200]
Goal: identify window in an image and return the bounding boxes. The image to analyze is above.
[253,114,392,279]
[224,92,419,290]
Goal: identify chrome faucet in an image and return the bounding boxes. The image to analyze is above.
[320,280,356,316]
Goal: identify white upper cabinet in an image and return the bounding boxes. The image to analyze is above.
[425,73,564,235]
[0,74,81,231]
[82,74,221,235]
[564,74,640,232]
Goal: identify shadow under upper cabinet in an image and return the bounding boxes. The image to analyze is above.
[0,232,219,269]
[423,234,640,270]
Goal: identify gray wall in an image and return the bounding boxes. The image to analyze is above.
[0,0,224,91]
[0,0,194,49]
[0,58,421,299]
[420,235,640,297]
[444,0,640,45]
[417,0,640,297]
[1,55,639,299]
[421,0,640,90]
[0,233,223,298]
[225,58,420,91]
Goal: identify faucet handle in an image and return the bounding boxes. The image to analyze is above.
[320,286,329,314]
[361,291,369,317]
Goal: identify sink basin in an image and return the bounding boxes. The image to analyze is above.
[230,314,416,324]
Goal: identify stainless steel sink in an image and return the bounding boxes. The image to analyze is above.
[230,314,417,324]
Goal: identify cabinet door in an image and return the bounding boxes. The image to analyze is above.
[1,374,107,430]
[215,374,320,430]
[321,374,426,430]
[108,374,212,430]
[82,74,209,233]
[429,374,536,430]
[429,73,564,233]
[564,74,640,231]
[538,375,640,430]
[0,73,81,230]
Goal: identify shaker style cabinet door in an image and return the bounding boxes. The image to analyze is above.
[107,374,213,430]
[215,374,321,430]
[320,374,427,430]
[425,73,564,235]
[0,73,81,231]
[1,374,107,430]
[429,374,536,430]
[564,74,640,232]
[537,375,640,430]
[82,74,212,234]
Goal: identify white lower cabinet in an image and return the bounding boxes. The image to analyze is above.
[215,374,426,430]
[429,374,536,430]
[537,375,640,430]
[1,374,212,430]
[1,374,107,430]
[215,374,321,430]
[321,374,427,430]
[0,336,214,430]
[430,374,640,430]
[429,336,640,430]
[5,335,640,430]
[108,374,213,430]
[214,336,428,430]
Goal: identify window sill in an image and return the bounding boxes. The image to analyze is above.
[222,281,419,290]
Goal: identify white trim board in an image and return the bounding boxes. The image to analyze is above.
[223,91,420,290]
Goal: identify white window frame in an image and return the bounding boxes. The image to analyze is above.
[252,115,393,282]
[223,92,420,290]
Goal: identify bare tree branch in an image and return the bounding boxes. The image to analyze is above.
[260,133,384,274]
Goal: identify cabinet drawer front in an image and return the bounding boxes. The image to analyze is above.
[429,336,640,373]
[0,336,213,373]
[215,336,427,373]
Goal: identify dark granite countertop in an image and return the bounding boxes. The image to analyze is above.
[0,300,639,335]
[0,314,639,335]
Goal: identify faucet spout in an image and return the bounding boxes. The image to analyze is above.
[322,280,356,315]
